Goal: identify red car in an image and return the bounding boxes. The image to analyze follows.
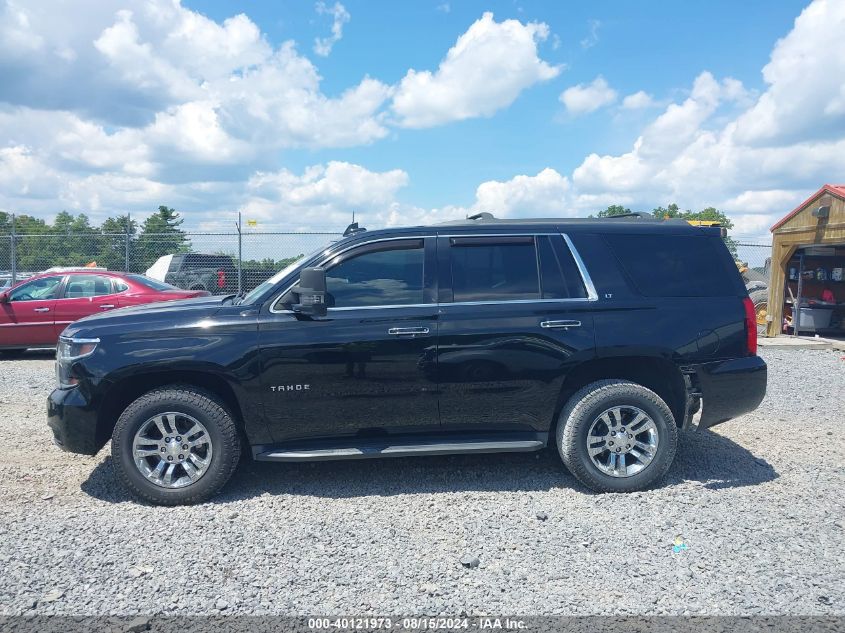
[0,270,209,356]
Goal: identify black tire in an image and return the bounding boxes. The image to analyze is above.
[0,349,26,359]
[557,379,678,493]
[112,385,241,505]
[748,288,768,335]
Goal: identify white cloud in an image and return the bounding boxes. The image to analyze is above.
[0,0,388,151]
[559,76,617,115]
[621,91,656,110]
[313,2,350,57]
[733,0,845,145]
[391,12,560,128]
[472,168,572,216]
[241,162,410,229]
[580,19,600,50]
[1,0,844,245]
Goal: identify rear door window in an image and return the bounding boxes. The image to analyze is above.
[449,237,539,302]
[63,275,114,298]
[604,234,733,297]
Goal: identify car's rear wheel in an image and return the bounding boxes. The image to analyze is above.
[112,386,240,505]
[557,380,677,493]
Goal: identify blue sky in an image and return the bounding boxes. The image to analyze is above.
[0,0,842,241]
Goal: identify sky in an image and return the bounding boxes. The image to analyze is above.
[0,0,843,242]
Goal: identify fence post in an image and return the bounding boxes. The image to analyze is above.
[125,213,131,273]
[10,213,16,284]
[236,211,243,295]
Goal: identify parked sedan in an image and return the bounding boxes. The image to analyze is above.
[0,271,209,356]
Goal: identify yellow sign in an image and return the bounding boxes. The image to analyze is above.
[246,219,258,227]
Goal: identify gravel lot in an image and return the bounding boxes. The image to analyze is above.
[0,347,843,616]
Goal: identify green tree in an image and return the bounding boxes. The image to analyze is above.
[98,214,138,272]
[8,213,53,271]
[47,212,100,267]
[651,204,737,255]
[134,206,190,272]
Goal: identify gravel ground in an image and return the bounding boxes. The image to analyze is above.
[0,347,843,616]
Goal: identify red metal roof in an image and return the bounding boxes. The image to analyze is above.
[771,184,845,232]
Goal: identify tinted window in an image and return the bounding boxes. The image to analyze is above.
[451,239,539,302]
[64,275,113,298]
[9,276,62,301]
[183,255,233,269]
[605,234,732,297]
[126,274,179,291]
[327,243,424,307]
[538,236,588,299]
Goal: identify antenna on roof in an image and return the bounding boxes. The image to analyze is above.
[467,212,495,221]
[343,212,366,236]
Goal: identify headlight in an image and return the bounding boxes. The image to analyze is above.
[56,336,99,388]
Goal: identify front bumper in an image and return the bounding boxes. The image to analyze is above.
[47,387,101,455]
[695,355,767,430]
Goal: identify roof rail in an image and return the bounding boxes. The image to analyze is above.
[343,222,366,237]
[603,212,653,220]
[466,212,495,221]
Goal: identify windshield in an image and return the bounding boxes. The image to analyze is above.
[239,245,327,304]
[127,274,182,291]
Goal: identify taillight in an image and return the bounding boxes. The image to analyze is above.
[217,270,226,288]
[742,296,757,356]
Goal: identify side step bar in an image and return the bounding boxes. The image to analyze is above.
[254,437,545,462]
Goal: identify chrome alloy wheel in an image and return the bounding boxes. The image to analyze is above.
[132,412,213,489]
[586,406,659,478]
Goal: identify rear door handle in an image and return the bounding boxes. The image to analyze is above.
[33,307,50,313]
[99,305,115,310]
[540,320,581,329]
[388,327,430,336]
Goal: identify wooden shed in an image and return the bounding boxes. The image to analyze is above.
[765,184,845,338]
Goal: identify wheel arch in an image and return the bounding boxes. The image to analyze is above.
[553,356,687,439]
[95,370,246,448]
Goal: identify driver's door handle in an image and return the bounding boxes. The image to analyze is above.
[99,305,115,310]
[388,327,430,336]
[33,307,50,313]
[540,320,581,329]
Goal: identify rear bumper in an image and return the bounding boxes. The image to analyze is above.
[694,355,767,430]
[47,387,102,455]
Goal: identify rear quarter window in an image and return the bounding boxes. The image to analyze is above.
[604,234,738,297]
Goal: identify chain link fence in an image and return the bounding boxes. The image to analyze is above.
[0,229,342,294]
[735,242,773,288]
[0,224,775,295]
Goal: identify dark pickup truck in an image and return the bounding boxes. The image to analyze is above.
[48,215,766,505]
[146,253,276,295]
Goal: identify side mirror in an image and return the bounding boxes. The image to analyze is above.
[0,291,9,304]
[292,267,327,317]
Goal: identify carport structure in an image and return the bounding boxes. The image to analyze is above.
[766,184,845,338]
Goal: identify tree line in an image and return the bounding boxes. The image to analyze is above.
[0,206,190,273]
[592,204,737,254]
[1,202,739,274]
[0,206,301,274]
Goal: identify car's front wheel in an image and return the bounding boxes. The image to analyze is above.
[112,386,241,505]
[557,380,678,493]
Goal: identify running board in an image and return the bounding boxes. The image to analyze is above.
[253,437,545,462]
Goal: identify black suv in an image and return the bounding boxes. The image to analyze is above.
[48,216,767,505]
